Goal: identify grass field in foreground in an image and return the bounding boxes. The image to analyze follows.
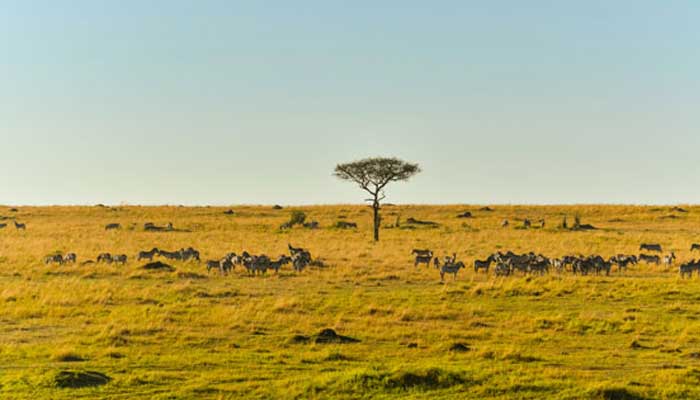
[2,204,700,399]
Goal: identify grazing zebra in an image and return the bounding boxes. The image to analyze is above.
[639,243,662,252]
[14,221,25,230]
[206,260,222,274]
[473,256,493,273]
[63,253,77,264]
[691,244,700,252]
[523,219,531,228]
[105,223,121,230]
[494,262,511,276]
[679,261,698,278]
[551,258,564,274]
[411,249,432,257]
[414,254,433,268]
[158,249,183,261]
[220,258,234,274]
[288,243,305,256]
[138,248,160,261]
[0,223,7,229]
[180,247,200,262]
[292,252,310,272]
[440,262,465,281]
[113,254,128,265]
[269,256,291,273]
[97,253,113,264]
[663,253,676,267]
[594,260,612,276]
[44,254,64,265]
[639,254,660,265]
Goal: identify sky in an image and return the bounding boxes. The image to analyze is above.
[1,1,699,205]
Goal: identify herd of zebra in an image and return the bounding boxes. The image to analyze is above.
[44,247,201,266]
[204,244,313,275]
[42,244,314,276]
[413,242,700,281]
[0,221,26,230]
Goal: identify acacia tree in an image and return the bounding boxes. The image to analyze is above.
[334,157,421,241]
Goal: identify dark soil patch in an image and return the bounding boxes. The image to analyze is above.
[140,261,175,272]
[54,370,111,388]
[289,335,311,344]
[449,343,470,352]
[177,272,207,279]
[671,207,689,213]
[315,329,360,344]
[479,207,494,212]
[223,209,235,215]
[405,218,439,226]
[456,212,473,218]
[273,205,283,210]
[591,387,651,400]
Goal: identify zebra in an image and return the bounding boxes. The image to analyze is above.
[105,223,121,230]
[663,252,676,267]
[0,223,7,229]
[113,254,128,265]
[551,258,564,274]
[679,261,698,278]
[288,243,305,256]
[594,260,612,276]
[501,219,509,228]
[158,249,183,261]
[414,254,433,268]
[292,252,310,272]
[269,255,291,273]
[474,256,493,273]
[523,219,531,229]
[639,254,660,265]
[138,248,160,261]
[206,260,223,274]
[494,261,511,276]
[411,249,432,257]
[44,254,64,265]
[440,262,465,281]
[63,253,77,264]
[97,253,113,264]
[14,221,26,230]
[539,219,546,228]
[220,258,234,274]
[640,243,662,252]
[180,247,200,262]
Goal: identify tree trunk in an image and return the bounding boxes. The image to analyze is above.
[372,198,380,242]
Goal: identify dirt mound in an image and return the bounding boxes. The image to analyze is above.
[405,218,439,226]
[449,343,470,352]
[54,370,111,388]
[140,261,175,272]
[315,329,360,344]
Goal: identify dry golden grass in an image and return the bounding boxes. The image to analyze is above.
[1,204,700,399]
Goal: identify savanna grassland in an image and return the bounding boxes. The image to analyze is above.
[2,204,700,399]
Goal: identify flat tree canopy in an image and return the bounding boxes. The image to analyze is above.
[334,157,420,241]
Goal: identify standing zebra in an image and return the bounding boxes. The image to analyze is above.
[14,221,26,230]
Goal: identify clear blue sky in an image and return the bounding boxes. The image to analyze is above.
[1,1,699,205]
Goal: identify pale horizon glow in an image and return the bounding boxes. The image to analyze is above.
[2,1,699,206]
